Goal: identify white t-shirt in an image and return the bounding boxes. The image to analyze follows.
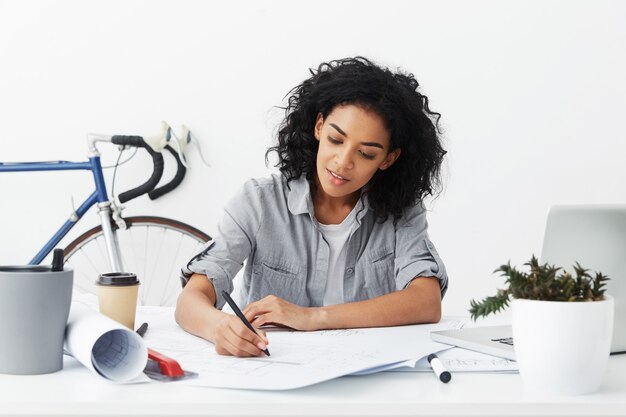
[318,206,358,306]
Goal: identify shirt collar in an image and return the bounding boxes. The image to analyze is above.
[286,174,370,224]
[286,175,313,216]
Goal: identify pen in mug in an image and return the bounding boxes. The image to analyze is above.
[136,322,149,338]
[221,290,270,356]
[428,353,451,383]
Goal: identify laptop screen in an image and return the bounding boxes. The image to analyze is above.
[540,205,626,353]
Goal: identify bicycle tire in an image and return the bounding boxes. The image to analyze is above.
[64,216,210,306]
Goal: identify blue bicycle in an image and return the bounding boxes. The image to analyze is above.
[0,124,210,306]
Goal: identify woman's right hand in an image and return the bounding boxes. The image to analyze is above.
[175,274,268,357]
[212,313,269,357]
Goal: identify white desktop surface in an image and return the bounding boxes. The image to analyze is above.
[2,353,625,416]
[2,307,626,417]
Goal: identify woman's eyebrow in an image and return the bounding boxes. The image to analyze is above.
[330,123,348,137]
[329,123,384,149]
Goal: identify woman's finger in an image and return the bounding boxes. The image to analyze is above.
[220,335,260,357]
[234,320,270,349]
[231,316,269,343]
[244,301,273,322]
[255,327,269,345]
[251,313,270,327]
[222,325,265,357]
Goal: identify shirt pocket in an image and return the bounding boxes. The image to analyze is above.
[363,246,395,298]
[250,257,306,305]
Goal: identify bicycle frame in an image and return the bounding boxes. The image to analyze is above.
[0,136,123,270]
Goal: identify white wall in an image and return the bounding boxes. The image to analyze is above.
[1,0,625,316]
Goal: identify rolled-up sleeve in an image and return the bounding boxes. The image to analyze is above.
[180,179,264,309]
[394,205,448,298]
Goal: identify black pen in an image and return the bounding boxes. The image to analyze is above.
[428,353,451,383]
[136,322,149,338]
[221,290,270,356]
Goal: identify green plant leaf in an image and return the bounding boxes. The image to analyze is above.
[469,255,610,320]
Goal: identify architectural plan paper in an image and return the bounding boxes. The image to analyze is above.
[138,307,463,390]
[64,301,148,382]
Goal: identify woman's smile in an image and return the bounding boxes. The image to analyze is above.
[327,169,350,185]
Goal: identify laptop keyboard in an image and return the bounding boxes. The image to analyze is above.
[491,337,514,346]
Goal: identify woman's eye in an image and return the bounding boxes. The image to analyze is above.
[328,137,342,144]
[359,151,376,160]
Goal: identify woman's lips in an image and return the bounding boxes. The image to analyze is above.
[327,169,349,185]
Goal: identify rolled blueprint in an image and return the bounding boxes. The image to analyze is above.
[64,302,148,382]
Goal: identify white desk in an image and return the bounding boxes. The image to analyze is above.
[1,353,625,416]
[2,304,625,417]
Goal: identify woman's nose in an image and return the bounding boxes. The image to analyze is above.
[335,148,354,170]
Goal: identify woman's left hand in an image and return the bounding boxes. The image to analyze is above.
[243,295,320,331]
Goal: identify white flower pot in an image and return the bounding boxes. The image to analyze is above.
[511,296,614,395]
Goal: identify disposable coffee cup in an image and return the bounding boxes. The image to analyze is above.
[0,265,73,375]
[96,272,140,330]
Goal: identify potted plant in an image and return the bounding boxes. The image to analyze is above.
[469,256,614,395]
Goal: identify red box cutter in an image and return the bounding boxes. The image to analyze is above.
[144,348,197,381]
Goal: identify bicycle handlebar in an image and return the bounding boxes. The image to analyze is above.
[148,144,187,200]
[111,135,165,204]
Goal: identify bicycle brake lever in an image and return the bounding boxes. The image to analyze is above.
[167,127,189,169]
[183,126,211,168]
[110,200,127,230]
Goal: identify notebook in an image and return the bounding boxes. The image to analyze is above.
[432,205,626,360]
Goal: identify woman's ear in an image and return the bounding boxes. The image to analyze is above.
[379,148,401,170]
[314,113,324,141]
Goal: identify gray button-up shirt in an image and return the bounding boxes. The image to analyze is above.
[182,174,448,310]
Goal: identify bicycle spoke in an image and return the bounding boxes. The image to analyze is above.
[72,247,100,292]
[67,238,107,294]
[159,232,185,306]
[145,226,167,304]
[117,239,130,279]
[127,226,141,302]
[142,226,149,303]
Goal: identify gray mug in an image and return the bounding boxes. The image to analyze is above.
[0,265,73,374]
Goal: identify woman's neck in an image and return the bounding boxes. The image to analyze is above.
[312,182,360,225]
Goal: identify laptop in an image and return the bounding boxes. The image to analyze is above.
[432,205,626,360]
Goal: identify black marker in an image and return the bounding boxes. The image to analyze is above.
[51,248,64,272]
[221,290,270,356]
[428,353,451,383]
[136,322,149,338]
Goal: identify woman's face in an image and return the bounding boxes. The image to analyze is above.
[314,104,400,203]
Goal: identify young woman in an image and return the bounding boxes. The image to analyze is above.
[175,57,448,357]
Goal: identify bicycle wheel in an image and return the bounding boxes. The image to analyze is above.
[64,216,210,306]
